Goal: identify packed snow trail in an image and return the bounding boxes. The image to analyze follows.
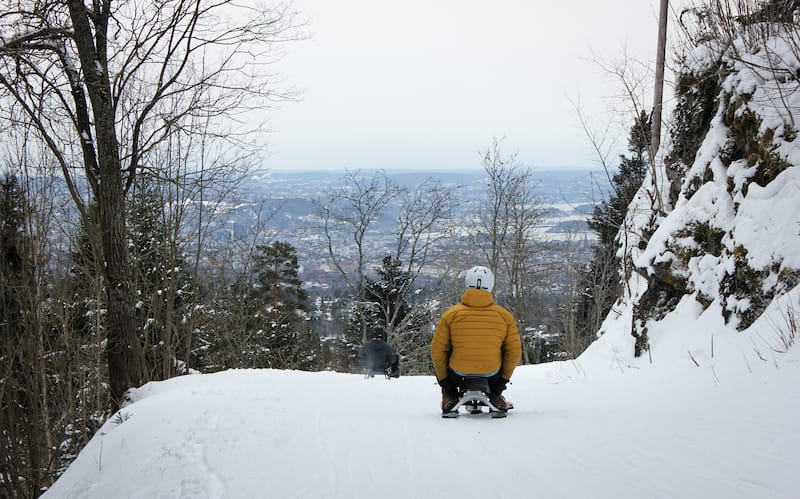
[42,352,800,499]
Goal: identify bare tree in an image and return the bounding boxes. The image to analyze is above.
[159,122,267,370]
[679,0,800,127]
[128,110,265,378]
[387,179,455,310]
[0,137,80,496]
[314,170,404,344]
[469,139,547,350]
[473,139,517,273]
[570,48,665,284]
[380,179,458,373]
[191,196,281,371]
[393,178,458,281]
[0,169,47,497]
[314,171,458,372]
[0,0,299,406]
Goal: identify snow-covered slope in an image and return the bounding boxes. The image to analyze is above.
[42,339,799,499]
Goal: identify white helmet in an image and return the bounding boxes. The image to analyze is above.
[464,266,494,292]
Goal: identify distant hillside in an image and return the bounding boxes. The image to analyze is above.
[210,166,610,297]
[231,167,609,232]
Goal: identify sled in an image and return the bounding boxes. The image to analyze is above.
[441,377,512,419]
[363,368,391,379]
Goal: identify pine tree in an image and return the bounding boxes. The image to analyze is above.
[589,110,651,245]
[342,256,407,372]
[253,241,308,311]
[127,178,194,379]
[572,111,651,351]
[364,256,408,327]
[67,178,194,380]
[248,241,317,370]
[339,299,373,372]
[0,174,32,496]
[0,174,49,496]
[195,271,260,371]
[347,255,431,373]
[66,205,106,345]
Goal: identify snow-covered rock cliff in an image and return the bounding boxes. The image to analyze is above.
[585,7,800,371]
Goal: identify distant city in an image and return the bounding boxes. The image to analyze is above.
[213,167,611,292]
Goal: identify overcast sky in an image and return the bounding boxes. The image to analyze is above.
[266,1,685,172]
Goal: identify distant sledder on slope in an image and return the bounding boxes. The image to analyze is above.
[430,266,522,418]
[359,325,400,378]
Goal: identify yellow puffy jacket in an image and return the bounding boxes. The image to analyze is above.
[431,288,521,381]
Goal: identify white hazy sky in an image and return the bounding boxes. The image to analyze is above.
[266,1,686,171]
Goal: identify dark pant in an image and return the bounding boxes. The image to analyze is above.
[444,370,506,396]
[389,354,400,376]
[366,354,400,376]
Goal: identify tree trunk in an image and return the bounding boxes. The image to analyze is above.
[67,0,145,407]
[97,174,144,406]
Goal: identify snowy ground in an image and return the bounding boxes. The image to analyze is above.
[43,322,800,499]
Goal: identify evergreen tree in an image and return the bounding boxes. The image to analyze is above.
[589,110,651,245]
[571,111,651,351]
[247,241,317,370]
[0,174,59,495]
[66,205,106,344]
[253,241,308,311]
[339,299,373,372]
[364,255,411,329]
[0,174,37,496]
[193,271,259,371]
[342,256,405,372]
[366,257,429,336]
[127,178,194,379]
[67,178,194,380]
[344,255,431,373]
[0,175,28,321]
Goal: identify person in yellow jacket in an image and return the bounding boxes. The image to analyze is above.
[431,266,522,414]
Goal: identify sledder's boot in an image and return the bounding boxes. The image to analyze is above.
[489,393,509,412]
[441,389,459,413]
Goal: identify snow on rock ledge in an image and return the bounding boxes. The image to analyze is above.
[583,15,800,369]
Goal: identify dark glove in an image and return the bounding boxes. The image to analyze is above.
[491,377,509,395]
[438,377,457,394]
